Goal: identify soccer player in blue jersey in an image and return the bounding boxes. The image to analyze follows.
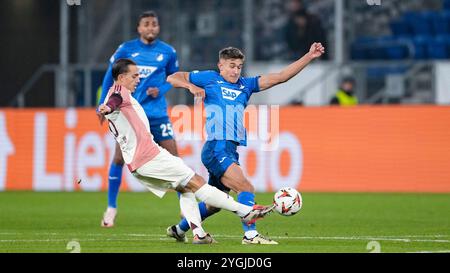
[166,42,325,244]
[97,11,180,227]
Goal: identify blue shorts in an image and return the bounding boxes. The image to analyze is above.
[149,116,175,143]
[201,140,240,192]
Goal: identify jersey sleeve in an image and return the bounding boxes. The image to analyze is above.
[105,93,123,113]
[166,48,179,76]
[157,48,179,97]
[105,86,131,111]
[189,70,216,88]
[242,76,261,94]
[99,44,129,107]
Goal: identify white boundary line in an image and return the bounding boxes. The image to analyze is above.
[1,234,450,253]
[1,233,450,243]
[1,232,450,237]
[407,250,450,253]
[0,238,173,243]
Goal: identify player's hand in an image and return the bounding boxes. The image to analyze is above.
[96,111,106,125]
[98,104,112,115]
[308,42,325,59]
[189,85,205,102]
[146,87,160,98]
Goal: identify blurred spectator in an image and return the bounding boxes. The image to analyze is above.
[254,0,287,60]
[284,0,329,60]
[330,77,359,106]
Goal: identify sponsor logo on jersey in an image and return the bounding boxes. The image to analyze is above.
[137,66,157,78]
[131,52,140,58]
[221,87,242,101]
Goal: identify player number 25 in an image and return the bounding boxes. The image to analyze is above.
[160,123,174,137]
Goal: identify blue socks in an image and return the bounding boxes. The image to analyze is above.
[107,163,123,208]
[238,191,256,232]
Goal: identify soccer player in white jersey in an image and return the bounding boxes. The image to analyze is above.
[98,58,273,244]
[99,11,180,228]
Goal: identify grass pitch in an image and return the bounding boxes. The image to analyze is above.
[0,191,449,253]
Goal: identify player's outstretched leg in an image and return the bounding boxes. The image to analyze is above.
[168,174,273,242]
[101,144,124,228]
[187,174,273,224]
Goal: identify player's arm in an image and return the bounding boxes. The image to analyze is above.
[258,42,325,91]
[167,72,205,99]
[96,66,115,124]
[99,93,123,115]
[98,44,127,122]
[98,65,115,107]
[99,45,126,106]
[147,49,179,98]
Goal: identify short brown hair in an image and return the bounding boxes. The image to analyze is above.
[219,47,245,61]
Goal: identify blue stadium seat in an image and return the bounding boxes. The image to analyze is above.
[444,0,450,10]
[386,37,411,59]
[430,11,450,35]
[353,10,450,60]
[413,35,431,59]
[390,19,411,36]
[351,43,366,60]
[366,47,384,60]
[403,11,433,36]
[428,35,450,59]
[351,37,378,60]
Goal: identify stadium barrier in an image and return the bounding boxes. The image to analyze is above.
[0,106,449,192]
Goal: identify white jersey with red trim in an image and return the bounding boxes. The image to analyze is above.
[103,84,161,171]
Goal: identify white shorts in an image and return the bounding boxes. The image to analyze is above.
[132,148,195,198]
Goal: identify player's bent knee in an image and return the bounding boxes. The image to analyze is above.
[184,174,206,192]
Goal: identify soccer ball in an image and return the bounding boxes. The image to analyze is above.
[273,187,302,216]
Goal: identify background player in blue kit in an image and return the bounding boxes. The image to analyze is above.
[97,11,180,227]
[167,42,325,244]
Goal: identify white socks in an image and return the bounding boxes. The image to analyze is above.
[244,230,259,239]
[179,192,206,238]
[194,184,253,217]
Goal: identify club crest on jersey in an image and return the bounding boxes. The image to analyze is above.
[137,65,157,78]
[221,87,242,101]
[156,54,164,62]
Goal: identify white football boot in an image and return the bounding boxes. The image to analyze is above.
[242,234,278,245]
[166,225,188,243]
[101,207,117,228]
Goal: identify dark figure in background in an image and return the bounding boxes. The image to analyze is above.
[284,0,328,60]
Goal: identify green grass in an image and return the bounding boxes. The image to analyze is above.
[0,192,449,253]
